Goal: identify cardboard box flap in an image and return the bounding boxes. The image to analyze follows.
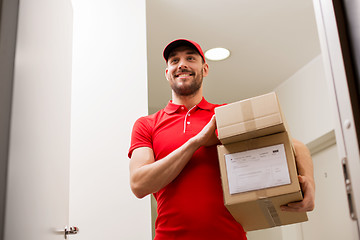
[218,113,284,139]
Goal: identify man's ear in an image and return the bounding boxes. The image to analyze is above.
[165,68,169,81]
[202,63,209,77]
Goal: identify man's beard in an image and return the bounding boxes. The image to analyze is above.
[170,69,203,97]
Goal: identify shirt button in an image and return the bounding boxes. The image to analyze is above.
[181,107,185,110]
[188,113,191,116]
[187,121,190,125]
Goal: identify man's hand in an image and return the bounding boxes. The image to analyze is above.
[281,139,315,212]
[280,175,315,212]
[193,115,220,148]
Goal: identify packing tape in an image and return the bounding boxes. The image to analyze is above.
[241,99,256,132]
[257,198,282,227]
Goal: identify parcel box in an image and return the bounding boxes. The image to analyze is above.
[217,132,308,231]
[215,92,308,231]
[215,92,290,144]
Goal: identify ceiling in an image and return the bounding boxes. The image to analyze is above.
[146,0,321,114]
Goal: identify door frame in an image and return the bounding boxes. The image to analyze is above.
[312,0,360,234]
[0,0,19,239]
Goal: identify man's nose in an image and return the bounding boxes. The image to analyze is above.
[178,59,188,69]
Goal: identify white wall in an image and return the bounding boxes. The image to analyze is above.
[275,55,334,240]
[247,227,283,239]
[69,1,151,239]
[275,54,333,144]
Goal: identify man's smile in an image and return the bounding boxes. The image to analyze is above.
[174,71,194,78]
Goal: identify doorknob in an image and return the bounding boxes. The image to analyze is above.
[64,226,79,239]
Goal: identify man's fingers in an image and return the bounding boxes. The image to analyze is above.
[280,174,315,212]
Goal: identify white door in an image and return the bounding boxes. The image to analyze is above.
[69,1,151,239]
[302,143,359,239]
[4,0,73,239]
[5,0,151,240]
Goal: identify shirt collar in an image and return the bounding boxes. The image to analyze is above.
[197,97,214,111]
[164,97,214,114]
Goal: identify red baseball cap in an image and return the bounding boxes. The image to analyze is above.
[163,39,206,63]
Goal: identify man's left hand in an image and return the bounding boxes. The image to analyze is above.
[280,175,315,212]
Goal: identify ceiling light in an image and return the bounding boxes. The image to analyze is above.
[205,47,230,61]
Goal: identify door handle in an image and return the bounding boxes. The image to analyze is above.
[64,226,79,239]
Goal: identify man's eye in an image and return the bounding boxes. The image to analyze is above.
[170,59,178,64]
[188,57,194,60]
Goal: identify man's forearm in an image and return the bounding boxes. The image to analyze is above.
[130,137,201,198]
[280,139,315,212]
[293,139,315,185]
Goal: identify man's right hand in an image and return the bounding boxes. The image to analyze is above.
[193,115,220,148]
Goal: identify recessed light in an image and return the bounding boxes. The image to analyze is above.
[205,47,230,61]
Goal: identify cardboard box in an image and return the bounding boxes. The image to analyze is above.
[215,92,308,231]
[217,132,308,231]
[215,92,290,145]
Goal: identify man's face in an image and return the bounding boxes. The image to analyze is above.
[165,46,209,97]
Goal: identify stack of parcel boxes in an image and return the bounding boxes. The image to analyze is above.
[215,92,308,231]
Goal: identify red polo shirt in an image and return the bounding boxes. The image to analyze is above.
[129,98,246,240]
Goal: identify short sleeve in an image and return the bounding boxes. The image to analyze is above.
[128,117,153,158]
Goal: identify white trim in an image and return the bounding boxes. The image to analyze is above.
[306,130,336,155]
[183,105,196,133]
